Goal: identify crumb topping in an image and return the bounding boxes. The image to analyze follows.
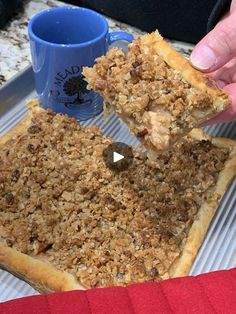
[0,109,229,288]
[83,34,224,151]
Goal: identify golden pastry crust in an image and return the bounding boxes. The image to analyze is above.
[0,99,41,147]
[83,32,230,152]
[0,244,84,292]
[169,129,236,277]
[0,101,235,292]
[143,35,227,102]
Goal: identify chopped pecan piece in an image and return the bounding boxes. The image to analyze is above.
[5,192,14,204]
[0,174,5,183]
[137,128,148,137]
[12,169,20,181]
[28,124,41,134]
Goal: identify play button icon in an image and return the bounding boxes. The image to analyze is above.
[113,152,124,163]
[103,142,133,171]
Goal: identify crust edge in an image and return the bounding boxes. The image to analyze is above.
[0,244,85,293]
[0,99,41,146]
[140,32,230,113]
[169,128,236,277]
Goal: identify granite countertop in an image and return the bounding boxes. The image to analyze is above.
[0,0,194,87]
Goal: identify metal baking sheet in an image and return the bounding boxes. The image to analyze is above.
[0,67,235,302]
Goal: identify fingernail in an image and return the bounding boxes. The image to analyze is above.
[190,46,217,70]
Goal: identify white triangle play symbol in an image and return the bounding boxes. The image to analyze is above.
[113,151,124,163]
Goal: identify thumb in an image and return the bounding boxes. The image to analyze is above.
[190,11,236,71]
[202,83,236,125]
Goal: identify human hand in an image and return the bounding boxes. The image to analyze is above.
[190,0,236,124]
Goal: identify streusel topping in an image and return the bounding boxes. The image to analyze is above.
[0,109,229,288]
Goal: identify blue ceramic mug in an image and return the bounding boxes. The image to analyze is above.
[28,7,133,120]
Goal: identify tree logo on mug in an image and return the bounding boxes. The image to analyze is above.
[51,66,93,109]
[63,75,91,109]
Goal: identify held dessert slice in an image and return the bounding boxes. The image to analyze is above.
[83,32,230,151]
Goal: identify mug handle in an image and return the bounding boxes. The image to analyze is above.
[107,31,133,45]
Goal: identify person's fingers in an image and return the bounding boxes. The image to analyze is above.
[202,83,236,125]
[214,79,227,88]
[207,57,236,86]
[190,11,236,72]
[231,0,236,12]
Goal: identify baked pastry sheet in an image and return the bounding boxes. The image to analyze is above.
[0,101,236,292]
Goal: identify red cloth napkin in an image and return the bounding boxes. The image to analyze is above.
[1,268,236,314]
